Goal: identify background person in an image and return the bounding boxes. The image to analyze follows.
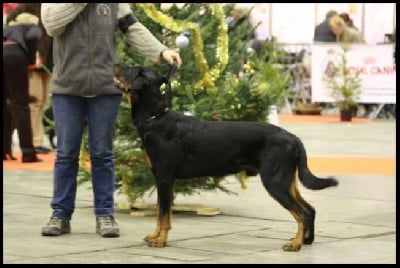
[339,12,358,30]
[3,12,43,162]
[7,3,54,154]
[329,15,365,43]
[314,10,338,43]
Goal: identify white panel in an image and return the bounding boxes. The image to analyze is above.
[248,3,270,40]
[271,3,315,43]
[364,3,395,44]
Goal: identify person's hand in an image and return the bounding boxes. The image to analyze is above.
[161,48,182,67]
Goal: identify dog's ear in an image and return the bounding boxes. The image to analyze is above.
[113,64,131,92]
[113,64,145,93]
[129,67,142,82]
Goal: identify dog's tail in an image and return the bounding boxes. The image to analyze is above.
[295,137,339,190]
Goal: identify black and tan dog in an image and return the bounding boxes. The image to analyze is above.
[113,64,339,251]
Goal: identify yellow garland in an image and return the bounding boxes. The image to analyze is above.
[137,4,207,79]
[137,4,228,92]
[195,4,229,93]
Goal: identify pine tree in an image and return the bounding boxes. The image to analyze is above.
[78,3,290,203]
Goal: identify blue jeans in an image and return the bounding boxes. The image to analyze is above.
[51,94,122,220]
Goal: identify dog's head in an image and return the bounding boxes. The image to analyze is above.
[114,64,161,91]
[113,64,167,99]
[113,64,169,120]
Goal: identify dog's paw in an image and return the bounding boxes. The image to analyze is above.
[303,234,314,245]
[282,240,302,251]
[143,233,158,243]
[144,234,167,247]
[148,239,167,248]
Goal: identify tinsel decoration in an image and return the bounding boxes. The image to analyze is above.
[194,4,229,93]
[137,3,229,93]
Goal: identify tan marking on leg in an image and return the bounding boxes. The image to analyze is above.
[290,178,308,212]
[145,190,173,248]
[147,212,171,248]
[144,206,160,243]
[290,178,313,242]
[282,179,305,251]
[283,210,304,251]
[157,212,172,247]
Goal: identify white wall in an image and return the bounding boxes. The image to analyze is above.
[270,3,315,43]
[364,3,396,44]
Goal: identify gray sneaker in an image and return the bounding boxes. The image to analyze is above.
[41,216,71,236]
[96,215,120,238]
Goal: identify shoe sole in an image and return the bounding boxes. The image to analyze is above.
[101,233,120,238]
[41,228,71,236]
[96,229,120,238]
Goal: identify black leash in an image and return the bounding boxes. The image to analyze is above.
[165,60,178,108]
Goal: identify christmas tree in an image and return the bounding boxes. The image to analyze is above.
[79,3,290,203]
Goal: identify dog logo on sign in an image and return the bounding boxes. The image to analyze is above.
[97,3,111,16]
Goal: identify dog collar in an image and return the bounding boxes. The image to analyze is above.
[146,107,169,122]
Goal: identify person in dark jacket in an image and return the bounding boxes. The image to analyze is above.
[40,3,182,238]
[313,10,338,43]
[3,12,43,162]
[6,3,54,154]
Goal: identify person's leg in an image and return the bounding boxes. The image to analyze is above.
[5,50,39,161]
[87,94,122,237]
[3,56,14,160]
[50,94,87,220]
[87,94,122,216]
[42,94,87,236]
[28,70,47,150]
[3,45,40,162]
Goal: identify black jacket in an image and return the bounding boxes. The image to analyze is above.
[313,20,336,43]
[3,24,43,64]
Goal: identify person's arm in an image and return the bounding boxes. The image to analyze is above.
[118,3,181,65]
[40,3,87,37]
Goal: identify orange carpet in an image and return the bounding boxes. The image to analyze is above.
[3,152,56,171]
[3,152,395,176]
[278,114,374,124]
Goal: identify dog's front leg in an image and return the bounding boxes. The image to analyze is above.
[145,180,174,247]
[143,205,160,243]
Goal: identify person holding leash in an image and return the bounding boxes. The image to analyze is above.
[40,3,182,238]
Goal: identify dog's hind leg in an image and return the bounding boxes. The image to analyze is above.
[290,179,316,245]
[259,152,309,251]
[144,179,174,247]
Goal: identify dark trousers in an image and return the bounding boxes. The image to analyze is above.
[3,44,36,158]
